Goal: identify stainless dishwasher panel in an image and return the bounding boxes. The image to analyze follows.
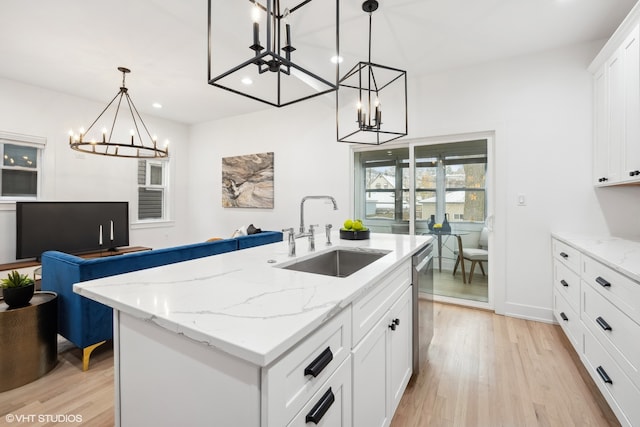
[412,243,434,375]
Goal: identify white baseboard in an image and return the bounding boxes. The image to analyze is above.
[503,302,554,324]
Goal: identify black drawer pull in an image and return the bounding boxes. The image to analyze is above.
[596,316,612,331]
[560,312,568,321]
[595,276,611,288]
[305,387,335,424]
[596,366,613,384]
[559,252,569,259]
[560,279,569,287]
[304,347,333,378]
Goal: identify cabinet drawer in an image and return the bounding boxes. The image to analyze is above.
[553,290,582,353]
[583,329,640,427]
[583,256,640,326]
[352,260,411,345]
[552,239,581,273]
[553,259,580,313]
[286,356,352,427]
[583,283,640,390]
[263,307,351,427]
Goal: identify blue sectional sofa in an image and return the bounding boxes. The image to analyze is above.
[41,231,282,370]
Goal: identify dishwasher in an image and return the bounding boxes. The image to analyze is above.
[412,242,434,375]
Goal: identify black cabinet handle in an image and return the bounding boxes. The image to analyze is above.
[598,177,609,182]
[595,276,611,288]
[559,252,569,259]
[393,318,400,326]
[630,170,640,177]
[560,279,569,287]
[304,347,333,378]
[596,366,613,384]
[560,312,568,321]
[596,316,612,331]
[389,322,396,331]
[305,387,335,424]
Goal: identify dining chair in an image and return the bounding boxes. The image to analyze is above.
[453,227,488,283]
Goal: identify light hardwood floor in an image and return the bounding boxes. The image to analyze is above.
[434,269,488,303]
[1,303,619,427]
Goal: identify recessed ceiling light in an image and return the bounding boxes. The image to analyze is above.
[241,77,253,85]
[331,55,343,64]
[152,102,162,109]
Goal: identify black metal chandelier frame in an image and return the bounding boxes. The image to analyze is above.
[207,0,340,108]
[337,0,408,145]
[69,67,168,158]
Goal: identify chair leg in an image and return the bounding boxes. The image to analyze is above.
[468,261,477,283]
[453,256,460,275]
[479,261,486,276]
[82,341,106,371]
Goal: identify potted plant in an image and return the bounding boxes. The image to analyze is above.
[1,270,35,308]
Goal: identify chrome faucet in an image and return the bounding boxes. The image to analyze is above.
[308,224,318,251]
[282,228,296,257]
[298,196,338,237]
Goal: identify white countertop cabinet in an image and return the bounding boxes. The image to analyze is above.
[590,4,640,187]
[551,233,640,427]
[75,232,430,427]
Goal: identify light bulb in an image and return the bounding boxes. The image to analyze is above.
[252,3,260,23]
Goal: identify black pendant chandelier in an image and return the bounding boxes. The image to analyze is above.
[207,0,340,107]
[337,0,408,145]
[69,67,169,158]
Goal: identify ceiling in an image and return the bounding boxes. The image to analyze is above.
[0,0,636,125]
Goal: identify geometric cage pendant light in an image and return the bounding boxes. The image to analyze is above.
[69,67,169,158]
[207,0,340,107]
[337,0,408,145]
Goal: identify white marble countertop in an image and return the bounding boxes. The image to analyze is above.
[552,232,640,283]
[74,232,431,367]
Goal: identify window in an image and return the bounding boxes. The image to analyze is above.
[0,132,44,200]
[354,140,487,234]
[137,159,167,221]
[415,141,487,232]
[357,148,410,223]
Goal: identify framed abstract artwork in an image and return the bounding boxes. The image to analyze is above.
[222,152,274,208]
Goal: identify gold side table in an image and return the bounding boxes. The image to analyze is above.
[0,292,58,392]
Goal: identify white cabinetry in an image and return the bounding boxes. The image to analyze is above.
[113,257,415,427]
[551,237,640,427]
[591,16,640,186]
[352,261,412,427]
[552,239,582,351]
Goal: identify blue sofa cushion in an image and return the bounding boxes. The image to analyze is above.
[236,230,283,249]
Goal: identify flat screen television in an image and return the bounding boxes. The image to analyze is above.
[16,201,129,260]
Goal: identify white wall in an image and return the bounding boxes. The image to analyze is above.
[188,40,640,322]
[188,97,351,241]
[0,77,191,264]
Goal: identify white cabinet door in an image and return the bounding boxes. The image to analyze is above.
[593,63,609,185]
[388,287,412,415]
[606,47,624,184]
[593,24,640,186]
[352,316,388,427]
[621,25,640,182]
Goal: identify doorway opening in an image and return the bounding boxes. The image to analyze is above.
[353,137,491,305]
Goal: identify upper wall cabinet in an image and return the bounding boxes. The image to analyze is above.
[591,6,640,187]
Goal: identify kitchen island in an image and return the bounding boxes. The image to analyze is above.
[74,232,431,427]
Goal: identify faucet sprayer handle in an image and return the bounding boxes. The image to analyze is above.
[325,224,333,246]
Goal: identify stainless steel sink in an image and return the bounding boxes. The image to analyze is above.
[278,248,390,278]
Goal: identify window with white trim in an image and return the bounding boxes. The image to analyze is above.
[137,159,168,221]
[0,132,44,200]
